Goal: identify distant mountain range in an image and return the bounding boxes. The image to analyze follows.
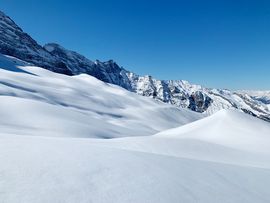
[0,10,269,121]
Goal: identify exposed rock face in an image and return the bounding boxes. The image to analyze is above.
[188,91,213,113]
[125,73,213,112]
[43,43,131,89]
[0,11,130,86]
[0,10,270,121]
[0,11,72,75]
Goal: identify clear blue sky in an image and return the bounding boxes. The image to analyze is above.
[1,0,270,90]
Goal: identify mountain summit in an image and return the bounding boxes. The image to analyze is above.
[0,10,269,121]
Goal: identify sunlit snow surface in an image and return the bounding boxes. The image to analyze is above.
[0,54,270,203]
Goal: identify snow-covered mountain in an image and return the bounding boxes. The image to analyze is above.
[0,11,131,87]
[126,74,270,121]
[0,10,269,121]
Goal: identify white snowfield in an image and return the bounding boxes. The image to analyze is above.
[1,54,270,203]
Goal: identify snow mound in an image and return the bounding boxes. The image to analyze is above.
[91,109,270,169]
[156,109,270,153]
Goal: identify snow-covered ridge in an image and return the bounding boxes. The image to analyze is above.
[0,10,269,121]
[238,90,270,106]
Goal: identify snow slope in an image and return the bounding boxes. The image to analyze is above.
[156,109,270,154]
[1,110,270,202]
[1,133,270,203]
[0,54,202,138]
[92,109,270,169]
[1,54,270,202]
